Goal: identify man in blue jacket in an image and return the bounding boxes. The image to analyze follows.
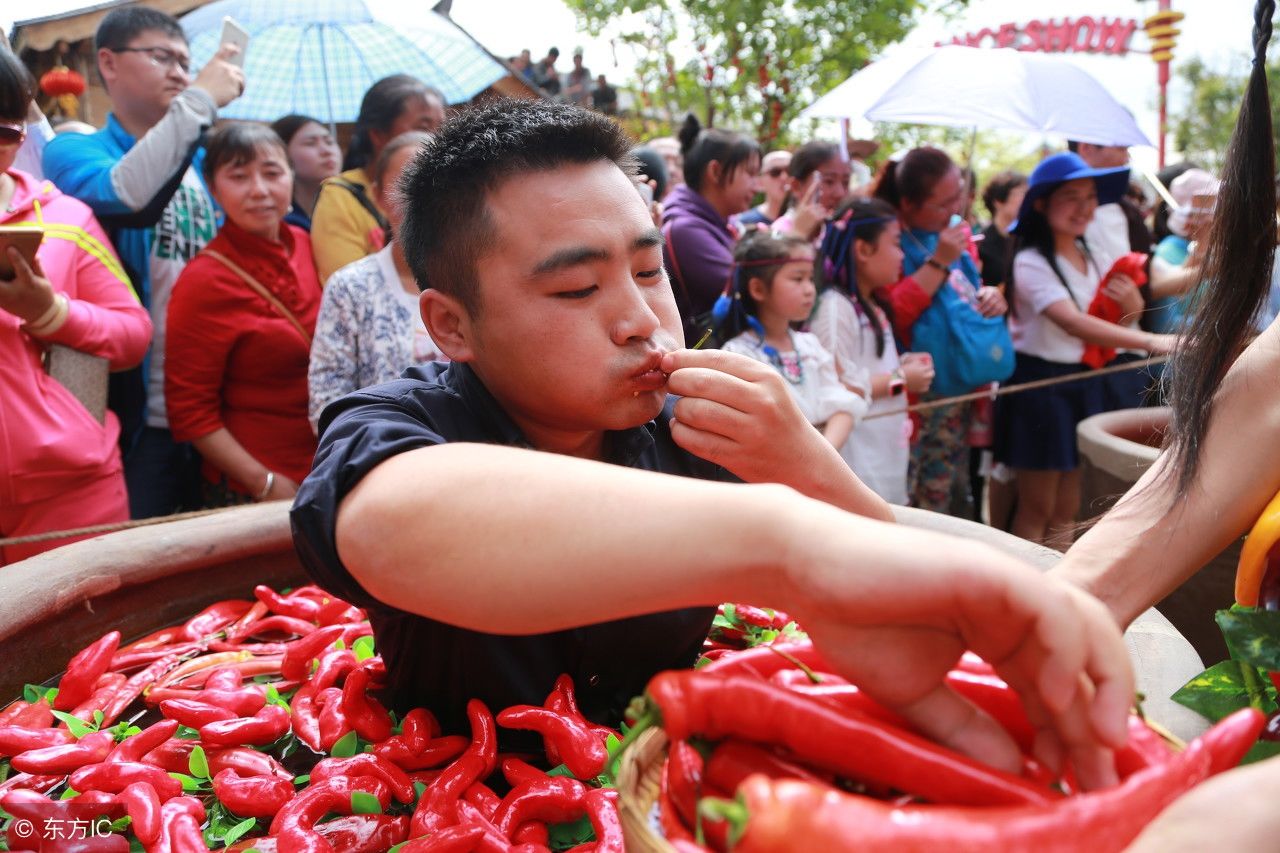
[43,7,244,518]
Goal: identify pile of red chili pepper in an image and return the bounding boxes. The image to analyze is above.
[0,585,625,852]
[634,640,1268,852]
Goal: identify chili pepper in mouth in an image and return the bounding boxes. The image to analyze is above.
[644,670,1055,807]
[199,703,291,747]
[11,730,114,775]
[497,706,608,780]
[213,768,295,818]
[54,631,121,712]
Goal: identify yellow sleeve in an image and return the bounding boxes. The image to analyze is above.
[310,181,381,284]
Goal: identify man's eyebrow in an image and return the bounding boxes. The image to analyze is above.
[529,229,665,277]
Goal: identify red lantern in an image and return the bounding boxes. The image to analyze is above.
[40,65,86,116]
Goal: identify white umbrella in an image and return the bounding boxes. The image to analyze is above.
[802,45,1151,148]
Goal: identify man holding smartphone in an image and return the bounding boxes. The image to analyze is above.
[43,7,245,519]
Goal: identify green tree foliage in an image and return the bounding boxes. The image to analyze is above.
[1172,54,1280,173]
[564,0,962,145]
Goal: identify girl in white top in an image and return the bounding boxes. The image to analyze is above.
[995,152,1176,545]
[810,198,935,505]
[720,233,869,451]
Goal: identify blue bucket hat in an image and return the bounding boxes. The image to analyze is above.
[1010,152,1130,234]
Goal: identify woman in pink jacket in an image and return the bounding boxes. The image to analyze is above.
[0,48,151,564]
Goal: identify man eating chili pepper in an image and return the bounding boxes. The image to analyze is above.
[290,99,1133,790]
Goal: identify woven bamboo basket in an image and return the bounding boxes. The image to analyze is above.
[616,727,680,852]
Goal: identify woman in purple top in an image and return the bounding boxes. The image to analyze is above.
[660,115,760,344]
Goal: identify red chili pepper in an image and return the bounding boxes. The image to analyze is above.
[255,585,323,622]
[647,670,1053,807]
[1115,715,1174,778]
[205,666,245,690]
[102,652,185,724]
[493,777,588,838]
[340,667,392,743]
[400,708,440,750]
[232,814,409,853]
[160,698,237,728]
[372,734,469,772]
[583,788,624,853]
[699,641,827,680]
[199,703,290,747]
[317,687,353,751]
[213,768,295,818]
[310,648,357,692]
[268,776,391,836]
[68,673,129,723]
[769,670,911,729]
[0,773,60,795]
[54,631,121,712]
[289,685,323,752]
[454,799,513,853]
[182,600,253,641]
[943,670,1037,754]
[464,782,502,819]
[502,757,548,787]
[117,781,162,846]
[70,761,183,800]
[108,643,206,674]
[310,753,415,803]
[409,753,487,838]
[208,746,294,781]
[316,600,367,627]
[281,624,371,682]
[221,601,270,645]
[703,740,830,794]
[731,604,780,629]
[657,758,695,842]
[11,730,114,775]
[546,675,619,743]
[118,626,183,654]
[147,685,268,717]
[512,819,550,845]
[0,725,76,756]
[0,700,32,727]
[497,706,607,780]
[246,615,319,640]
[157,797,209,853]
[396,824,485,853]
[155,651,256,689]
[665,740,704,828]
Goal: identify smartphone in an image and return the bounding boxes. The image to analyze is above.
[0,226,43,280]
[220,16,250,68]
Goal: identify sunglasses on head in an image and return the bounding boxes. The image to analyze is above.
[764,167,788,178]
[0,122,25,146]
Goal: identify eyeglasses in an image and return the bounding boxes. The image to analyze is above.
[764,168,788,179]
[111,46,191,74]
[0,121,25,146]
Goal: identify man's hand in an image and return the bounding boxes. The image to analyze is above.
[781,507,1134,791]
[0,248,57,325]
[192,44,246,108]
[975,285,1008,318]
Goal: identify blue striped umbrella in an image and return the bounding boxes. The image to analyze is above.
[181,0,508,124]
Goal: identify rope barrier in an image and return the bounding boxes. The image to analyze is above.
[0,354,1170,549]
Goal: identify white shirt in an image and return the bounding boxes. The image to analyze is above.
[810,290,910,505]
[1084,203,1129,271]
[722,329,869,429]
[1010,248,1103,364]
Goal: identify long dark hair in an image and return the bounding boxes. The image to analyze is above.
[816,197,899,357]
[676,114,759,194]
[872,146,954,210]
[0,46,35,122]
[344,75,436,171]
[1164,0,1276,495]
[778,141,838,217]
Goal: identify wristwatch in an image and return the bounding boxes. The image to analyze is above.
[924,256,949,273]
[888,368,907,397]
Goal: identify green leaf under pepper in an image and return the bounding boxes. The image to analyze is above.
[1218,607,1280,671]
[350,791,381,815]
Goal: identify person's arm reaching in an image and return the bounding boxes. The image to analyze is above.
[1041,301,1176,353]
[1055,321,1280,627]
[334,440,1133,790]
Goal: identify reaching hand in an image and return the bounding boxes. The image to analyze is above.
[788,176,827,241]
[1104,273,1144,321]
[975,285,1008,318]
[192,44,246,108]
[781,508,1133,791]
[0,247,57,325]
[899,352,935,394]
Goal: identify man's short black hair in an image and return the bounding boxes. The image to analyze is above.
[399,98,637,315]
[95,7,186,52]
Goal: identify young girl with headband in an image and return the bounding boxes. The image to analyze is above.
[719,232,869,451]
[811,197,935,505]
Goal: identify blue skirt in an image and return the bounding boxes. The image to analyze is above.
[994,353,1106,471]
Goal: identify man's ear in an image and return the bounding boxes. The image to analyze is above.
[420,289,475,362]
[97,48,118,89]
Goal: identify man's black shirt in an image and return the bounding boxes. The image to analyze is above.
[290,361,721,736]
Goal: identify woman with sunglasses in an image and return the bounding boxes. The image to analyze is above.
[771,141,852,242]
[0,47,152,564]
[736,149,792,230]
